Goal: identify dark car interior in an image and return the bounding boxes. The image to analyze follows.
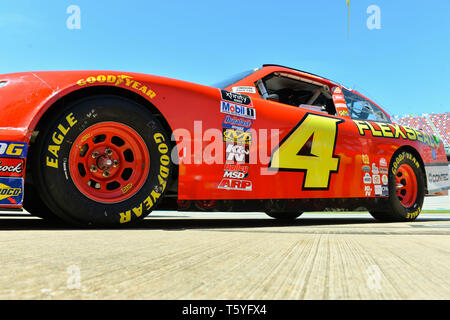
[256,72,336,115]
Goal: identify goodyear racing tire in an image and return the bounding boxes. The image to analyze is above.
[265,211,303,220]
[23,182,61,221]
[370,151,425,222]
[264,199,303,220]
[32,95,172,227]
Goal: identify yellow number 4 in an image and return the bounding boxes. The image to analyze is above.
[270,114,343,189]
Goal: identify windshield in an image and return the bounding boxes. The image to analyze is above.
[211,69,258,89]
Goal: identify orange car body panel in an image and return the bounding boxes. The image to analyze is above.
[0,66,447,209]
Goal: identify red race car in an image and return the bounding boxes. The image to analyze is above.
[0,64,448,226]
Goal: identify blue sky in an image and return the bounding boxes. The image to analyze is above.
[0,0,448,116]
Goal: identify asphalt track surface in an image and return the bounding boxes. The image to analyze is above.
[0,211,449,300]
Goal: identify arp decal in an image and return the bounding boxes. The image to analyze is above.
[269,113,344,190]
[220,101,256,120]
[218,178,252,191]
[0,158,24,177]
[353,120,439,148]
[46,113,78,169]
[221,90,252,106]
[223,129,252,146]
[0,141,27,158]
[77,74,156,99]
[0,178,23,205]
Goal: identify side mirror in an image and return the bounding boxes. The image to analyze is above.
[266,93,279,102]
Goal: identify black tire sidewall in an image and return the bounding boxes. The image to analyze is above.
[388,151,425,220]
[33,95,172,227]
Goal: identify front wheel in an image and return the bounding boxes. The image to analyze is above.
[31,95,172,227]
[370,151,425,222]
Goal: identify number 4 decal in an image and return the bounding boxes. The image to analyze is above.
[270,113,344,190]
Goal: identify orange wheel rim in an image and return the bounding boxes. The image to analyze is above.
[69,122,150,204]
[395,164,418,208]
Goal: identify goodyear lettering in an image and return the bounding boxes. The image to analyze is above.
[46,113,78,169]
[118,132,170,224]
[406,207,421,219]
[353,120,438,148]
[77,74,156,99]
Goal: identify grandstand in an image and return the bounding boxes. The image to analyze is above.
[393,112,450,157]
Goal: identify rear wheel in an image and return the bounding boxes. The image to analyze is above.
[264,199,303,220]
[370,151,425,222]
[32,95,172,227]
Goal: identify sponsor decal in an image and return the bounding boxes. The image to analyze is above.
[372,163,379,174]
[232,86,257,94]
[338,109,349,116]
[353,120,439,148]
[380,167,388,174]
[221,90,252,105]
[46,113,78,169]
[374,184,382,196]
[362,154,370,165]
[364,185,372,196]
[379,158,387,167]
[223,171,247,179]
[381,174,388,185]
[0,141,27,158]
[382,185,389,196]
[0,158,24,177]
[119,132,170,224]
[406,206,421,219]
[332,87,342,94]
[223,129,252,146]
[223,163,249,175]
[363,173,372,184]
[373,174,381,185]
[222,115,253,131]
[223,163,249,179]
[218,178,252,191]
[77,74,156,99]
[225,143,250,163]
[220,101,256,120]
[0,178,23,205]
[362,165,371,172]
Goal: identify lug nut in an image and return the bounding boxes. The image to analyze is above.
[105,148,113,156]
[90,165,98,173]
[103,171,111,178]
[91,151,100,159]
[113,160,119,167]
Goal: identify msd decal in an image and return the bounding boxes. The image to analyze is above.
[218,178,252,191]
[0,158,24,177]
[0,141,27,158]
[0,178,23,205]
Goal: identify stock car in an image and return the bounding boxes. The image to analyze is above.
[0,64,448,226]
